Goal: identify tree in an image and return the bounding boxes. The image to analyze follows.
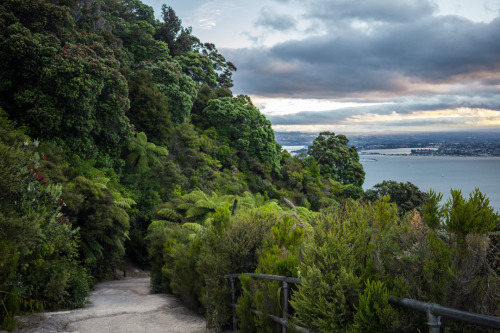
[154,5,190,56]
[154,5,236,88]
[307,132,365,187]
[62,176,130,280]
[364,180,427,214]
[124,132,168,174]
[445,188,499,237]
[135,60,197,124]
[0,0,133,160]
[127,70,172,146]
[203,95,281,170]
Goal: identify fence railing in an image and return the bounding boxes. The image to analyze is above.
[222,273,307,333]
[218,273,500,333]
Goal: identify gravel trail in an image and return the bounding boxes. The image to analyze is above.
[14,277,209,333]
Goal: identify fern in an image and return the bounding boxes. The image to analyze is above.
[113,197,137,209]
[176,202,194,210]
[157,208,182,221]
[183,190,206,203]
[148,220,175,232]
[182,222,204,234]
[186,206,210,219]
[195,200,217,210]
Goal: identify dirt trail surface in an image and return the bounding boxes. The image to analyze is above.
[14,277,209,333]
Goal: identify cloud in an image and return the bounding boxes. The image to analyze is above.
[225,13,500,99]
[266,93,500,126]
[305,0,437,24]
[191,0,227,30]
[255,8,297,31]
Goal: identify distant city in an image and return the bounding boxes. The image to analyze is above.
[275,131,500,157]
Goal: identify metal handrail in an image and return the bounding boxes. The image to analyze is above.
[221,273,308,333]
[216,273,500,333]
[388,296,500,332]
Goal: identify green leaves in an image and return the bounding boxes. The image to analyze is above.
[0,0,133,159]
[203,96,281,171]
[125,131,168,173]
[353,280,396,332]
[308,131,365,187]
[135,60,197,124]
[445,188,499,236]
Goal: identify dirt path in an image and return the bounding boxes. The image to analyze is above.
[14,277,209,333]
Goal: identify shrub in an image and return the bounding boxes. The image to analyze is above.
[353,280,397,332]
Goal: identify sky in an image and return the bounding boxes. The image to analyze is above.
[142,0,500,134]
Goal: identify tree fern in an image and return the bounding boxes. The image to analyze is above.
[156,208,182,222]
[186,206,210,219]
[126,132,168,173]
[177,202,195,210]
[113,197,137,209]
[182,222,204,235]
[183,189,207,203]
[148,220,175,232]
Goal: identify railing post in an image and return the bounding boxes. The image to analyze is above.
[427,308,441,333]
[230,277,237,331]
[282,280,289,333]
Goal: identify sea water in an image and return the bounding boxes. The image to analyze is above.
[360,154,500,213]
[283,146,500,212]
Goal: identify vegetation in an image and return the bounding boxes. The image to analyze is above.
[0,0,499,332]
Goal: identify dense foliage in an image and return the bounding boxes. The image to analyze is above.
[0,0,499,332]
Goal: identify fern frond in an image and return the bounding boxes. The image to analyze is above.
[148,220,175,232]
[195,200,217,210]
[183,190,206,203]
[177,202,195,210]
[113,197,137,209]
[182,222,204,234]
[186,206,209,219]
[157,208,182,221]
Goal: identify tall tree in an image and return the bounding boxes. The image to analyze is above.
[307,132,365,187]
[203,95,281,170]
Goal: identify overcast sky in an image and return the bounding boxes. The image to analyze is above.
[142,0,500,134]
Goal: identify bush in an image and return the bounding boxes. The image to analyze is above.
[353,280,396,332]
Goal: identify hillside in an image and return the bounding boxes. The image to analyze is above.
[1,1,499,332]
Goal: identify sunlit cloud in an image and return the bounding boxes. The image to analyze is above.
[272,107,500,133]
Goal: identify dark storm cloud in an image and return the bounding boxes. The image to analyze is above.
[255,9,297,31]
[226,8,500,99]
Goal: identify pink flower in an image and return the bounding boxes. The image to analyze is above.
[58,198,63,202]
[34,168,38,173]
[43,181,47,185]
[27,165,31,170]
[42,155,47,160]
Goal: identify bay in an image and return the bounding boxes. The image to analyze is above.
[282,146,500,212]
[360,154,500,213]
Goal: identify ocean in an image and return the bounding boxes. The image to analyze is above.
[282,146,500,212]
[361,153,500,213]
